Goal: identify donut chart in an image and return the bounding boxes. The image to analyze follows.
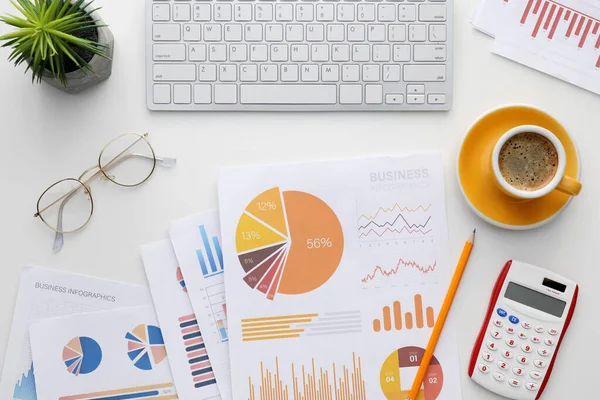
[380,346,444,400]
[236,187,344,300]
[62,337,102,376]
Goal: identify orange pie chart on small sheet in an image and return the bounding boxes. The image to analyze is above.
[236,187,344,300]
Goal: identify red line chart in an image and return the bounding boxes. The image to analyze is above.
[361,258,437,283]
[505,0,600,68]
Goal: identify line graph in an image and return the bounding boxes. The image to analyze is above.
[361,258,437,283]
[357,203,433,241]
[505,0,600,68]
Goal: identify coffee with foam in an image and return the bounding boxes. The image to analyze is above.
[498,132,559,191]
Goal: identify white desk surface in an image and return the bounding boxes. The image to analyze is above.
[0,0,598,399]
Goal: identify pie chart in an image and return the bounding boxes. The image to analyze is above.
[380,346,443,400]
[236,187,344,300]
[125,324,167,371]
[62,337,102,376]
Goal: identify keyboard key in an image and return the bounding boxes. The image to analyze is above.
[486,341,498,351]
[311,45,329,61]
[342,64,360,81]
[338,4,355,21]
[385,94,404,104]
[286,24,304,41]
[522,344,533,353]
[214,4,232,21]
[266,24,284,41]
[194,84,212,104]
[419,4,446,21]
[153,64,196,81]
[537,348,551,357]
[513,367,525,376]
[153,24,181,41]
[481,351,494,363]
[393,44,410,61]
[501,349,513,359]
[240,64,258,81]
[272,44,289,61]
[407,94,424,104]
[204,24,222,41]
[378,4,395,21]
[173,84,192,104]
[497,361,509,370]
[219,64,237,81]
[282,64,299,81]
[505,326,515,334]
[477,364,490,374]
[530,371,544,380]
[250,44,268,61]
[240,84,337,104]
[276,3,294,21]
[414,44,446,61]
[291,44,309,61]
[296,4,314,21]
[362,64,380,81]
[153,44,186,61]
[365,84,383,104]
[509,379,521,388]
[534,360,548,369]
[225,23,243,41]
[153,4,170,21]
[255,4,273,21]
[301,64,319,81]
[174,4,191,21]
[368,24,385,41]
[340,84,362,104]
[388,24,406,41]
[544,339,555,347]
[398,4,416,21]
[327,24,345,41]
[429,24,446,41]
[245,24,263,41]
[548,328,559,336]
[153,84,171,104]
[199,64,217,81]
[214,84,238,104]
[358,4,375,21]
[493,372,505,382]
[209,44,227,61]
[322,64,339,81]
[235,4,253,21]
[403,65,446,81]
[490,330,502,339]
[332,44,350,61]
[183,24,201,41]
[526,382,539,391]
[518,332,528,340]
[408,24,427,41]
[373,44,390,61]
[382,64,400,81]
[506,338,517,348]
[509,316,520,324]
[522,322,532,330]
[407,84,424,94]
[306,24,325,41]
[348,24,365,41]
[534,326,544,333]
[261,64,279,81]
[317,4,334,21]
[230,44,248,61]
[517,355,529,365]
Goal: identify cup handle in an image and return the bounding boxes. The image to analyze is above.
[556,176,582,196]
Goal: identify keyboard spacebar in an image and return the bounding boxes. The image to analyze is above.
[241,85,337,105]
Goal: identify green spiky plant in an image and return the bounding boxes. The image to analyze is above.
[0,0,109,87]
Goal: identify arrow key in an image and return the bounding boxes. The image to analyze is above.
[407,84,425,94]
[427,93,446,104]
[385,94,404,104]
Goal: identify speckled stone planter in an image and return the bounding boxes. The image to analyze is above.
[41,9,114,94]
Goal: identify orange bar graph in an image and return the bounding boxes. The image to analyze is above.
[372,294,436,332]
[248,354,365,400]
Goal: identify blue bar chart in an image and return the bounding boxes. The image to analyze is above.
[196,225,224,278]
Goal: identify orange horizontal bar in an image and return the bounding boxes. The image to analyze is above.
[243,334,301,342]
[242,318,313,328]
[243,329,304,338]
[242,314,319,323]
[243,324,292,333]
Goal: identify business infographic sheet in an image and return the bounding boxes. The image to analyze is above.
[30,306,176,400]
[219,154,463,400]
[170,212,232,400]
[0,267,151,400]
[142,241,222,400]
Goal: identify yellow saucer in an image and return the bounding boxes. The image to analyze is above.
[457,105,581,230]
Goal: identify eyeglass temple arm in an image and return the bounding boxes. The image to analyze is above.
[49,153,176,252]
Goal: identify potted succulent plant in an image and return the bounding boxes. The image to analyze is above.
[0,0,114,93]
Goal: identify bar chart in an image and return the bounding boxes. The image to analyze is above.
[178,314,218,389]
[373,294,436,332]
[196,225,224,278]
[206,283,228,342]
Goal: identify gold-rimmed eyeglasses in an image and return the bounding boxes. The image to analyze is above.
[34,133,176,252]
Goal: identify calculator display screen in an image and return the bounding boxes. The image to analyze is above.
[505,282,567,317]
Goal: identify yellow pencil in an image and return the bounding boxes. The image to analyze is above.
[406,229,476,400]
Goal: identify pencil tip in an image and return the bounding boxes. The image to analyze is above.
[470,229,476,244]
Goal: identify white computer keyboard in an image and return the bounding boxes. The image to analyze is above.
[146,0,453,111]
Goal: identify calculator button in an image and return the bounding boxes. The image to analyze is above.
[490,330,502,339]
[548,328,559,336]
[502,350,513,359]
[534,360,547,369]
[508,315,519,324]
[518,332,528,340]
[537,348,551,357]
[478,364,490,374]
[521,321,532,329]
[497,308,508,317]
[508,378,521,388]
[493,372,505,382]
[497,361,509,370]
[505,326,515,334]
[517,355,529,365]
[521,344,533,353]
[486,341,498,351]
[544,338,555,347]
[530,370,544,380]
[481,352,494,362]
[493,319,504,327]
[531,336,541,344]
[526,382,539,391]
[512,367,525,376]
[505,338,517,348]
[534,326,544,333]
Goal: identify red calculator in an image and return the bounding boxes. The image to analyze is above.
[468,260,578,399]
